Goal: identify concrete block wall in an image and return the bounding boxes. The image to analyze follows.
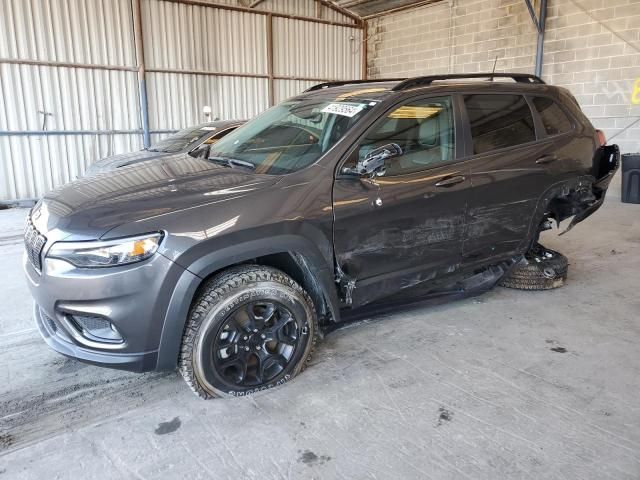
[366,0,640,154]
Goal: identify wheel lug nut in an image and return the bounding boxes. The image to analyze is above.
[243,336,248,340]
[261,334,266,339]
[244,346,249,351]
[256,346,261,350]
[253,329,258,333]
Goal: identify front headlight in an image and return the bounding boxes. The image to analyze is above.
[47,233,163,268]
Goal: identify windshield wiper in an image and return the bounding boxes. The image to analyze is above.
[208,156,256,171]
[228,158,256,170]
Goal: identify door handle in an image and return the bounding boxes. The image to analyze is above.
[435,175,466,188]
[536,154,558,165]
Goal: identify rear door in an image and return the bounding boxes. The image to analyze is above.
[461,93,554,262]
[529,95,583,182]
[332,94,471,307]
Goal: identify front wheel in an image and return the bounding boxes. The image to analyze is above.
[179,265,318,398]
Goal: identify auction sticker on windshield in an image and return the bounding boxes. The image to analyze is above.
[322,103,366,117]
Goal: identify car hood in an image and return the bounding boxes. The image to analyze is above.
[84,149,168,175]
[32,153,280,240]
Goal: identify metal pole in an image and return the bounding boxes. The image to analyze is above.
[133,0,151,149]
[535,0,547,78]
[0,57,138,72]
[266,13,275,107]
[361,21,367,79]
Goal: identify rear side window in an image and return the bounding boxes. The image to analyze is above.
[464,94,536,155]
[532,97,573,136]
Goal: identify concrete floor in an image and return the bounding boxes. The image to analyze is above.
[1,194,639,480]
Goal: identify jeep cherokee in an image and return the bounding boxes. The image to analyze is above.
[24,73,620,398]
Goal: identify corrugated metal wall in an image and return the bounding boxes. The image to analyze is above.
[142,0,270,127]
[273,17,362,103]
[0,0,363,201]
[0,0,141,201]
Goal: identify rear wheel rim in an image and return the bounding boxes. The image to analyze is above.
[210,301,300,387]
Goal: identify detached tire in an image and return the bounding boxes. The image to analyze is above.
[499,244,568,291]
[179,265,318,399]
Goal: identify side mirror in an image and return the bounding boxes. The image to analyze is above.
[189,145,211,159]
[344,143,403,177]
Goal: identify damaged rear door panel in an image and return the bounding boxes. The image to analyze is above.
[330,86,620,310]
[461,93,553,261]
[462,90,621,260]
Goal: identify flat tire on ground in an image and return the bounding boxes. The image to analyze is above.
[499,244,568,291]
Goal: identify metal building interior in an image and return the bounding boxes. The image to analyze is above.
[0,1,639,478]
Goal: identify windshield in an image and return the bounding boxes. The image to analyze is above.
[207,98,375,175]
[149,125,215,153]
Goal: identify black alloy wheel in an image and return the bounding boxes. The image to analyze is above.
[211,301,302,386]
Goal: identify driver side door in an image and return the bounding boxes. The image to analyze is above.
[332,95,471,307]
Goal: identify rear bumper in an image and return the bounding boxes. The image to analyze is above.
[34,303,158,371]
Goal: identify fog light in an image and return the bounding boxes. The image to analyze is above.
[68,314,124,344]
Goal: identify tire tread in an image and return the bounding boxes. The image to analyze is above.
[499,247,569,291]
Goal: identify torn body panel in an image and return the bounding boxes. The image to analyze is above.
[560,144,620,234]
[541,144,620,236]
[518,144,620,251]
[332,257,520,328]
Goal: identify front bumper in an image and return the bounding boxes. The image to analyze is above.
[34,303,158,371]
[25,248,185,372]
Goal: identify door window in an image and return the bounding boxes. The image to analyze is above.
[532,97,573,136]
[464,94,536,154]
[353,96,455,176]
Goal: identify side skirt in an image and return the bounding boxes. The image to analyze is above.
[328,257,519,330]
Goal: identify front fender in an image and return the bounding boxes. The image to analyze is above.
[184,234,331,279]
[155,233,339,371]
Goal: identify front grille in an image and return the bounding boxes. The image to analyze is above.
[24,219,46,272]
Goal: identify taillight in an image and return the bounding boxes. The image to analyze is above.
[596,129,606,146]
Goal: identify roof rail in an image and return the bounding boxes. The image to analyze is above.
[391,73,545,91]
[304,78,406,92]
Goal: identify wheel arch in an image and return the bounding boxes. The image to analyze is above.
[520,175,595,251]
[155,235,340,370]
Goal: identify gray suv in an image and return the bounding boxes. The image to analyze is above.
[24,73,619,398]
